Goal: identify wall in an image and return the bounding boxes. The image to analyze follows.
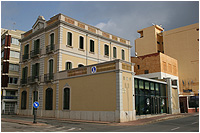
[163,23,199,95]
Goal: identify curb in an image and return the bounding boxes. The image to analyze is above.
[1,118,47,126]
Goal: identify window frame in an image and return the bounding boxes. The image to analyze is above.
[121,49,125,60]
[45,88,53,110]
[67,32,73,47]
[65,61,72,70]
[79,36,84,50]
[63,88,70,110]
[21,91,27,109]
[113,47,117,58]
[104,44,109,56]
[90,39,95,53]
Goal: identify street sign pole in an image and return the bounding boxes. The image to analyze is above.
[33,101,39,124]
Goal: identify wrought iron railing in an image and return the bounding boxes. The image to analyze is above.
[44,73,54,82]
[28,76,40,84]
[21,78,28,85]
[46,44,54,54]
[30,49,40,58]
[22,54,29,61]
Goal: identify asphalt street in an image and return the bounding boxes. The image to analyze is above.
[1,113,199,132]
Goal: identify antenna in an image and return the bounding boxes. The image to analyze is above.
[13,22,16,30]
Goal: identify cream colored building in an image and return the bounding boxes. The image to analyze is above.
[1,28,25,114]
[135,23,199,113]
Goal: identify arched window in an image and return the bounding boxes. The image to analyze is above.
[78,64,84,68]
[45,88,53,110]
[66,62,72,70]
[21,91,27,109]
[63,88,70,110]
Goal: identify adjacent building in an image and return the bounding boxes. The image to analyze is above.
[1,28,25,114]
[135,23,199,113]
[132,52,180,114]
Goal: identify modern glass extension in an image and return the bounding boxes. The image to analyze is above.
[134,77,168,115]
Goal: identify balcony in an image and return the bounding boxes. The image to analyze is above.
[30,49,40,59]
[44,73,54,82]
[2,96,17,100]
[46,44,54,54]
[22,54,29,62]
[21,78,28,85]
[28,76,40,84]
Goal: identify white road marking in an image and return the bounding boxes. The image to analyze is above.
[171,127,180,131]
[65,127,76,132]
[192,122,198,125]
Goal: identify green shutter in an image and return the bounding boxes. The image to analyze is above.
[32,64,36,77]
[25,67,28,79]
[49,60,53,74]
[50,34,54,45]
[67,32,72,46]
[36,63,40,77]
[22,68,25,80]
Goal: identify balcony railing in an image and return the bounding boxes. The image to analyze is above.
[44,73,54,82]
[30,49,40,58]
[22,54,29,61]
[28,76,40,84]
[21,78,28,85]
[2,96,18,99]
[46,44,54,54]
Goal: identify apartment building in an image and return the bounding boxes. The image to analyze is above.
[1,28,25,114]
[135,23,199,113]
[131,52,180,114]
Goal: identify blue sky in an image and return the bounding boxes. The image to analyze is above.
[1,1,199,55]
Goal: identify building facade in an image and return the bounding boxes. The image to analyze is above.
[132,53,180,114]
[135,23,199,113]
[1,29,25,114]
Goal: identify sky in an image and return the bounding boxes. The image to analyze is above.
[1,1,199,56]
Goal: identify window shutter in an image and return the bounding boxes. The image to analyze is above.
[32,64,36,77]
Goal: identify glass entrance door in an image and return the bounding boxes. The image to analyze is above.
[151,96,160,114]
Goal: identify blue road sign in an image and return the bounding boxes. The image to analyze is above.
[33,101,39,108]
[91,66,96,73]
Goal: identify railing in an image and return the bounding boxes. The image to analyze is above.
[22,54,29,61]
[46,44,54,54]
[30,49,40,58]
[2,96,17,99]
[21,78,28,85]
[28,76,40,84]
[44,73,54,82]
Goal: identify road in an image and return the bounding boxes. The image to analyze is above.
[1,113,199,132]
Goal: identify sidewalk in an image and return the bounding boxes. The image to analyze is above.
[1,113,198,126]
[113,113,198,126]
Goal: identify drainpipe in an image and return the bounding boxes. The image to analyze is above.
[110,42,112,60]
[86,34,88,66]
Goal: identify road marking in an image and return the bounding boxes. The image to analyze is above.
[65,128,76,132]
[171,127,180,131]
[192,122,198,125]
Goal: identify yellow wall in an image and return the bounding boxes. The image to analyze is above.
[163,23,199,95]
[122,72,133,111]
[58,72,117,111]
[135,26,163,56]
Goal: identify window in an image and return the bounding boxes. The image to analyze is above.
[2,38,5,45]
[144,70,149,74]
[6,90,15,96]
[22,67,28,80]
[104,44,109,56]
[1,51,4,58]
[67,32,72,46]
[21,91,27,109]
[45,88,53,110]
[10,51,20,58]
[63,88,70,110]
[50,33,54,45]
[33,91,38,102]
[32,63,40,78]
[78,64,84,68]
[66,62,72,70]
[157,41,160,44]
[49,59,53,74]
[137,65,140,69]
[122,49,125,60]
[90,40,94,52]
[11,38,19,45]
[113,47,117,58]
[33,39,40,54]
[8,77,18,84]
[24,44,29,55]
[79,36,84,49]
[9,64,19,71]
